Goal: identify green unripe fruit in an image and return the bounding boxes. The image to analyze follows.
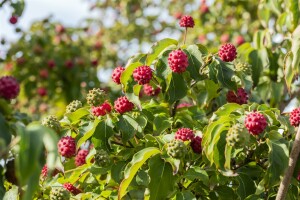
[94,149,110,167]
[86,88,106,106]
[50,187,70,200]
[226,124,250,147]
[167,140,187,159]
[42,115,61,133]
[235,62,252,75]
[66,100,82,113]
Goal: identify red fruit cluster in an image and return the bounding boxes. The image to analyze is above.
[235,35,245,46]
[226,88,248,105]
[65,60,73,69]
[9,16,18,24]
[91,59,98,67]
[179,15,195,28]
[63,183,81,195]
[47,60,56,68]
[55,24,65,34]
[143,84,160,96]
[41,165,59,178]
[168,50,189,73]
[218,43,237,62]
[177,102,193,109]
[112,66,125,84]
[133,66,152,85]
[297,171,300,181]
[245,112,267,135]
[0,76,20,100]
[175,128,194,141]
[38,87,47,97]
[114,96,134,114]
[58,136,76,158]
[220,34,230,44]
[92,102,112,117]
[39,69,49,79]
[289,108,300,127]
[200,3,209,14]
[191,136,202,154]
[75,149,89,166]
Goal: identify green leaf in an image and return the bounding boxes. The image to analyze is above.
[249,49,268,87]
[77,119,101,150]
[165,72,188,104]
[175,191,196,200]
[236,174,256,199]
[153,113,172,135]
[91,118,114,151]
[216,60,237,91]
[291,26,300,72]
[120,62,143,91]
[183,166,209,185]
[288,0,299,31]
[148,155,177,200]
[118,147,161,199]
[65,107,90,122]
[0,113,11,146]
[146,38,178,66]
[184,45,205,81]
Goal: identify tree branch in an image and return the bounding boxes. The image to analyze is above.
[276,125,300,200]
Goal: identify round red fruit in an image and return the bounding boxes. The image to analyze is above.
[114,96,134,114]
[289,108,300,127]
[245,112,267,135]
[112,66,125,84]
[0,76,20,100]
[226,88,248,105]
[9,15,18,24]
[168,50,189,73]
[75,149,89,166]
[218,43,237,62]
[191,136,202,154]
[133,66,152,85]
[143,84,160,96]
[92,102,112,117]
[175,128,195,141]
[179,15,195,28]
[63,183,81,195]
[38,87,47,97]
[57,136,76,158]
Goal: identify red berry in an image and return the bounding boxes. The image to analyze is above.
[226,88,248,105]
[92,101,112,117]
[58,136,76,158]
[168,50,189,73]
[114,96,134,114]
[38,87,47,97]
[16,57,26,66]
[191,136,202,154]
[289,108,300,127]
[245,112,267,135]
[133,66,152,85]
[112,66,125,84]
[41,165,59,178]
[173,12,183,20]
[220,34,230,44]
[0,76,20,100]
[143,84,160,96]
[198,34,206,43]
[47,60,56,68]
[218,43,237,62]
[39,69,49,79]
[75,149,89,166]
[177,102,193,108]
[175,128,195,141]
[9,16,18,24]
[65,60,74,69]
[91,59,98,67]
[94,41,102,50]
[235,35,245,46]
[63,183,81,195]
[179,15,195,28]
[200,4,209,14]
[297,171,300,181]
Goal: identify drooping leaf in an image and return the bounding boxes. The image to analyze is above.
[91,118,115,151]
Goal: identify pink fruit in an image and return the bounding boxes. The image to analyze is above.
[168,50,189,73]
[218,43,237,62]
[245,112,267,135]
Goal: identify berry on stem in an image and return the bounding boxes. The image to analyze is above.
[133,66,153,85]
[175,128,195,141]
[114,96,134,114]
[179,15,195,28]
[92,101,112,117]
[218,43,237,62]
[9,16,18,24]
[42,115,61,133]
[0,76,20,100]
[167,140,187,159]
[75,149,89,166]
[191,136,202,154]
[245,111,267,135]
[63,183,81,195]
[168,50,189,73]
[57,136,76,158]
[112,66,125,84]
[143,84,160,96]
[66,100,82,113]
[290,108,300,127]
[226,88,248,105]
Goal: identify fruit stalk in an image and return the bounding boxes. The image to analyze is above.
[276,125,300,200]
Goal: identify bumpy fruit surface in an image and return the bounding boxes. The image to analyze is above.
[133,66,153,85]
[114,96,134,114]
[66,100,82,113]
[245,112,267,135]
[167,140,187,159]
[226,124,250,146]
[175,128,194,141]
[50,187,70,200]
[75,149,89,166]
[63,183,81,195]
[226,88,248,105]
[179,15,195,28]
[168,50,189,73]
[143,84,160,96]
[112,66,125,84]
[86,88,106,106]
[94,149,110,167]
[41,165,59,178]
[42,115,61,133]
[92,101,112,117]
[290,108,300,127]
[0,76,20,100]
[58,136,76,158]
[235,62,252,75]
[218,43,237,62]
[191,136,202,154]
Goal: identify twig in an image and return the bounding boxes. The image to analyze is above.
[170,100,180,117]
[276,125,300,200]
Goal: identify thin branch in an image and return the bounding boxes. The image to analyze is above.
[276,125,300,200]
[0,0,9,7]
